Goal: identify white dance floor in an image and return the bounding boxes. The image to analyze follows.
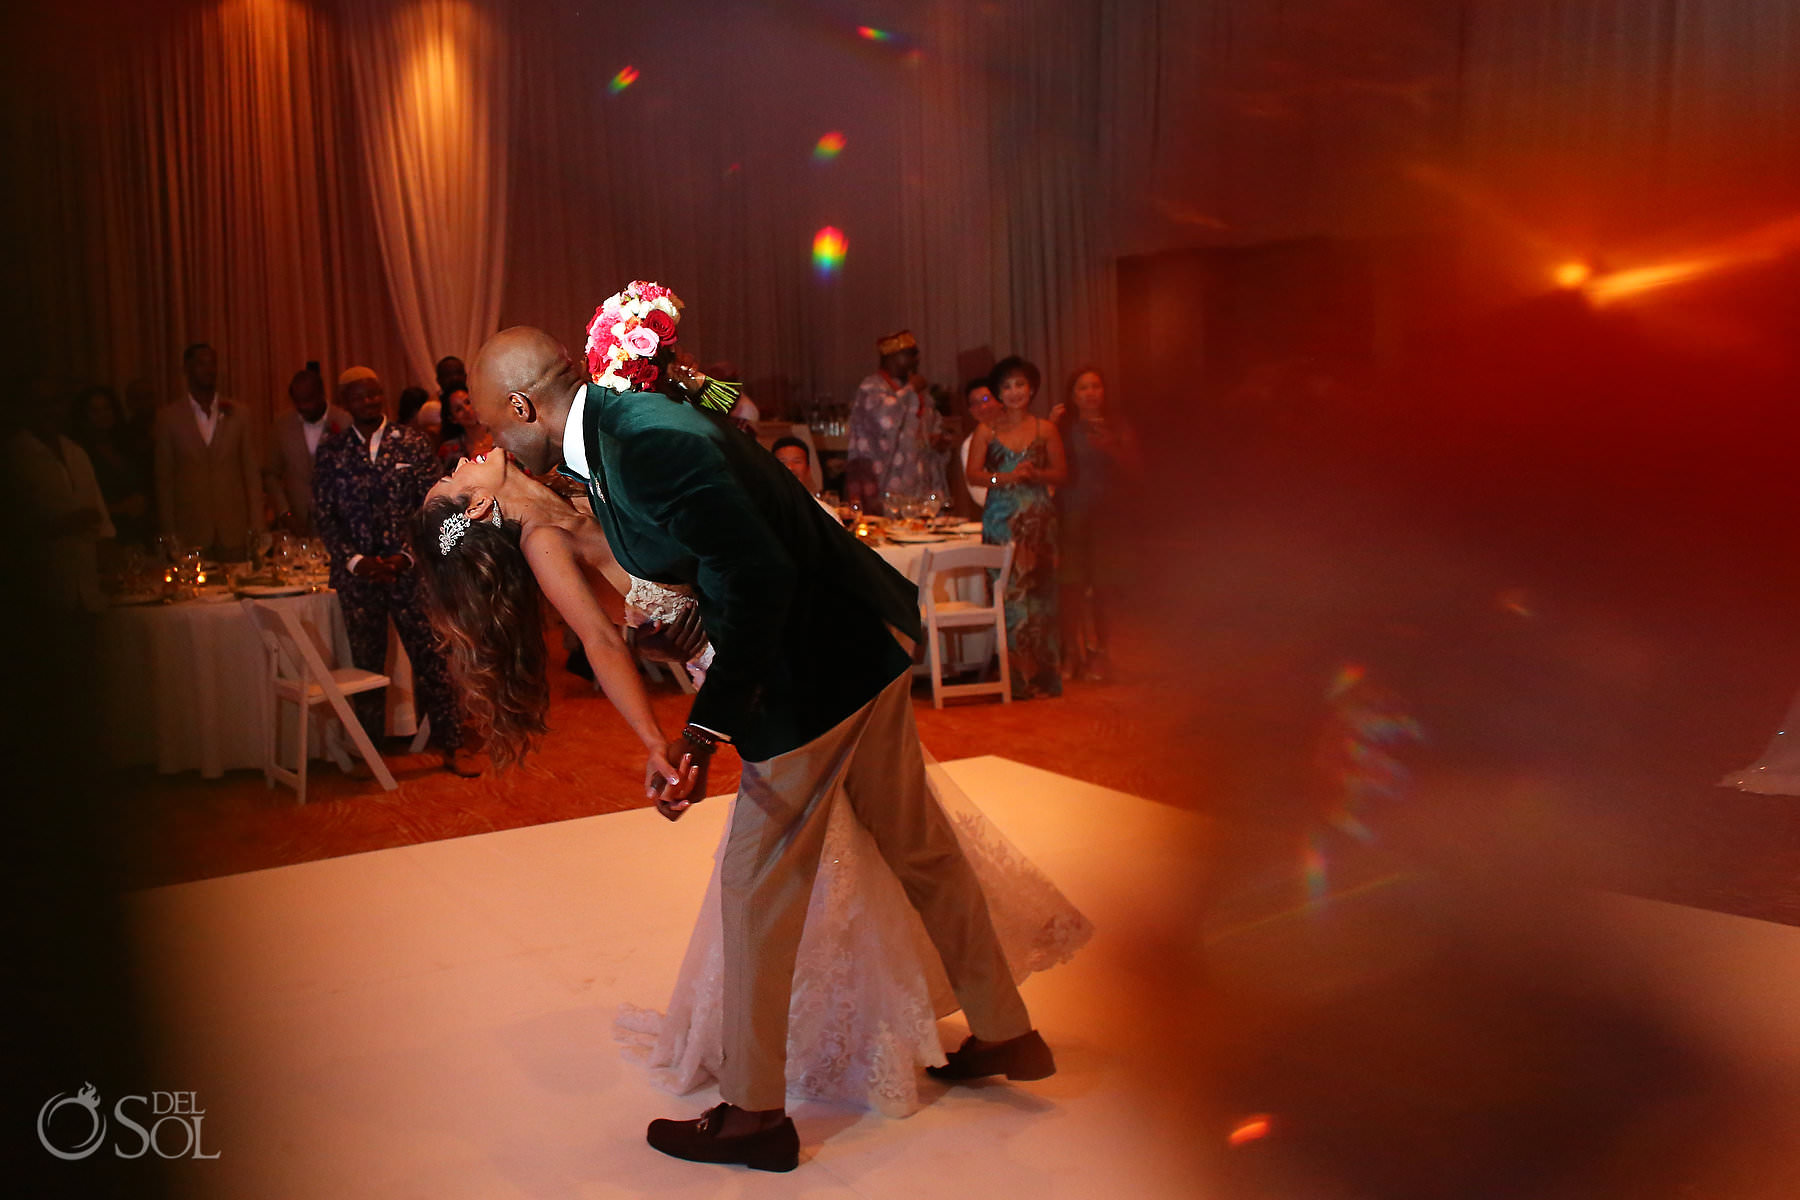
[126,756,1800,1198]
[126,757,1206,1199]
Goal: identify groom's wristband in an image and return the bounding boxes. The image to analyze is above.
[680,725,724,754]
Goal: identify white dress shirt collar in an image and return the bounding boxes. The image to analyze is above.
[349,416,388,463]
[562,383,590,479]
[189,393,219,446]
[301,410,330,457]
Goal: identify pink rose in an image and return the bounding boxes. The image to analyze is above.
[621,325,661,357]
[644,309,677,343]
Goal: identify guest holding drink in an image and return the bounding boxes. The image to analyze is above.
[1050,365,1139,682]
[966,356,1066,699]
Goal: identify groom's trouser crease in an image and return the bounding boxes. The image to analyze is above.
[720,669,1033,1110]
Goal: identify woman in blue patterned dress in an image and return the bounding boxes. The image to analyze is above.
[965,356,1067,698]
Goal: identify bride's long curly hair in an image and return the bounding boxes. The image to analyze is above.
[414,495,548,767]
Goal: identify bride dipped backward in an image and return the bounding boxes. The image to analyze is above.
[413,421,703,804]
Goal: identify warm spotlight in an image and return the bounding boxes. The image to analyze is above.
[1553,261,1591,289]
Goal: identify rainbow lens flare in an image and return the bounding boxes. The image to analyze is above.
[856,25,892,41]
[608,65,639,94]
[1303,829,1329,903]
[812,226,848,275]
[813,131,847,160]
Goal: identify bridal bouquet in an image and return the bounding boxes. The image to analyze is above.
[584,280,741,413]
[585,280,682,391]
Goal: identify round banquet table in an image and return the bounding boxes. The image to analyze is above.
[872,532,996,673]
[100,590,418,779]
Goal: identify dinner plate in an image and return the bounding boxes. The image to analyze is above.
[884,532,956,544]
[235,584,310,598]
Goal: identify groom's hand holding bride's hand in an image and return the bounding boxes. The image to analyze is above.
[647,729,713,821]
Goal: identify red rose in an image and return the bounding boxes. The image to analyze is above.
[622,357,659,388]
[644,309,678,344]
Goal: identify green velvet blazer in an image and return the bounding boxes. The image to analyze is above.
[570,384,922,762]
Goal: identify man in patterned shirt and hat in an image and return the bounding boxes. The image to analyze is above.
[845,330,948,515]
[313,365,478,777]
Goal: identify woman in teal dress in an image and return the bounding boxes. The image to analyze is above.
[965,356,1068,698]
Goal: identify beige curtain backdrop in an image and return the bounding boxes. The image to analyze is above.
[4,0,412,427]
[5,0,1796,435]
[344,0,510,389]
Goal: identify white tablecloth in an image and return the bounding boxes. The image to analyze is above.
[100,591,417,778]
[873,533,996,672]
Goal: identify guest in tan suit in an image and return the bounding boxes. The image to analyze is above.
[154,342,263,558]
[264,367,350,534]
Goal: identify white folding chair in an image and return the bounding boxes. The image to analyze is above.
[240,600,398,802]
[916,542,1014,709]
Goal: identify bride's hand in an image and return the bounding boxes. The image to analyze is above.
[647,742,703,819]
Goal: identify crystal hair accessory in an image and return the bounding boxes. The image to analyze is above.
[437,501,503,556]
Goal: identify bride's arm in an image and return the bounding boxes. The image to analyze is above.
[520,523,667,755]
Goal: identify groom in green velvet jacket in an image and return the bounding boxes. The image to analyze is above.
[470,319,1054,1171]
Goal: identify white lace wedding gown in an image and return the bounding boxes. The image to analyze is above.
[613,583,1094,1116]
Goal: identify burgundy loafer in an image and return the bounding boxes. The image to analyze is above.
[646,1103,799,1172]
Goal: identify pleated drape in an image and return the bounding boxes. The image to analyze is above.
[343,0,509,389]
[8,0,1797,433]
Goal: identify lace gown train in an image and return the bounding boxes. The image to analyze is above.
[1721,684,1800,795]
[614,755,1094,1116]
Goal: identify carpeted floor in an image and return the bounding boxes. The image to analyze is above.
[111,628,1193,892]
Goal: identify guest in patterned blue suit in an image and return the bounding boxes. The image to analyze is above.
[313,366,479,777]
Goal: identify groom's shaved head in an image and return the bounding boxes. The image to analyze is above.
[470,326,583,475]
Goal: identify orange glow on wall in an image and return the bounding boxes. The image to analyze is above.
[1228,1115,1272,1146]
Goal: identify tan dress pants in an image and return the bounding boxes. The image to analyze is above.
[717,668,1034,1110]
